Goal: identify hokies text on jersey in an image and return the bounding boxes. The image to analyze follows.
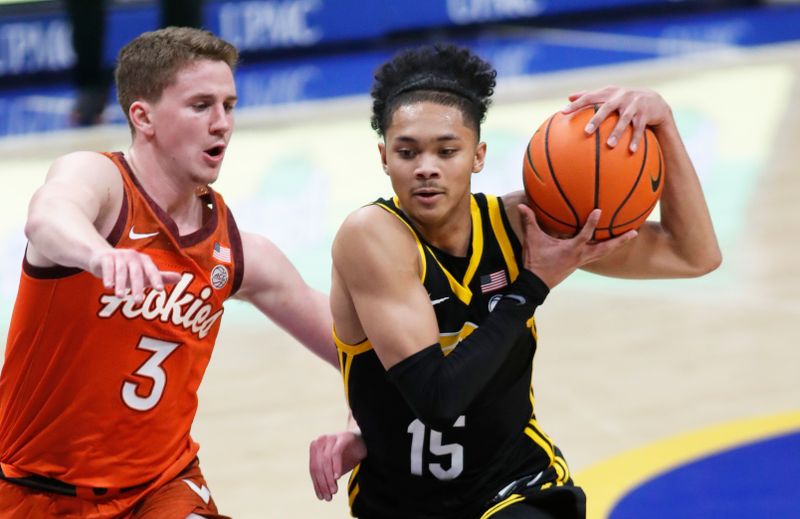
[96,273,224,339]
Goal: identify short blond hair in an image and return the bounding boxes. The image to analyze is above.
[115,27,238,128]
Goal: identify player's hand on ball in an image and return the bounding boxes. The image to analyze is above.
[309,430,368,501]
[563,86,672,152]
[518,204,636,288]
[88,248,182,302]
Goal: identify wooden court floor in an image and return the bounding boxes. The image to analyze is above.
[0,43,798,518]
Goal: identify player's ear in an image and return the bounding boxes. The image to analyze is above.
[129,100,155,137]
[378,141,389,175]
[473,141,487,173]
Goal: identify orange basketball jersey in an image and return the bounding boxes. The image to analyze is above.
[0,152,244,488]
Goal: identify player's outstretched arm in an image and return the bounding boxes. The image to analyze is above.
[235,232,338,367]
[25,151,179,301]
[562,86,722,278]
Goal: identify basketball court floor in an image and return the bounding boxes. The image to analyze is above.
[1,7,799,519]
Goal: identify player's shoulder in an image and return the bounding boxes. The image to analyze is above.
[499,190,527,213]
[334,204,418,264]
[239,230,280,258]
[338,204,411,242]
[46,151,120,185]
[498,190,526,241]
[49,151,115,172]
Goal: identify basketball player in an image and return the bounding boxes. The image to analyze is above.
[308,45,721,518]
[0,28,337,518]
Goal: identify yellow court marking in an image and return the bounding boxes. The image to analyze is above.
[575,410,800,519]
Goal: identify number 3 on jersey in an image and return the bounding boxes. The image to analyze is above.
[122,337,182,411]
[407,416,466,481]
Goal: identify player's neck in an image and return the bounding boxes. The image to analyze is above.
[414,202,472,258]
[126,147,205,233]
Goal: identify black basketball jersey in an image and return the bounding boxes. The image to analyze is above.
[335,193,572,519]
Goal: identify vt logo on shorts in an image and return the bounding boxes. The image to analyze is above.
[183,479,211,504]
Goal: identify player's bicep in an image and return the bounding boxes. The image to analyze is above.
[335,220,439,370]
[25,152,123,267]
[31,152,119,223]
[237,233,311,317]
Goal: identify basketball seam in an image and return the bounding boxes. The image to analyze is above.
[526,191,658,232]
[593,104,600,212]
[606,197,659,229]
[544,113,579,227]
[526,134,544,183]
[608,131,649,237]
[527,196,579,229]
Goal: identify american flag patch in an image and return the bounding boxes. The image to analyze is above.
[212,242,231,263]
[480,270,507,293]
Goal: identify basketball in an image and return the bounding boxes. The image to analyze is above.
[523,106,664,240]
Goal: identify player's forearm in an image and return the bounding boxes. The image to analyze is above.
[388,270,548,429]
[258,286,339,368]
[653,119,722,276]
[302,289,339,368]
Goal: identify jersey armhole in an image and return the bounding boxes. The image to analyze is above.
[23,177,129,280]
[226,205,245,296]
[373,200,428,282]
[497,196,522,256]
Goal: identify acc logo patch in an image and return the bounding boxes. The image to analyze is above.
[210,265,229,289]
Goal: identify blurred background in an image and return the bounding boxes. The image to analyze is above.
[1,0,799,517]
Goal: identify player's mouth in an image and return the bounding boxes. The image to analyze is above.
[203,144,226,165]
[412,187,445,202]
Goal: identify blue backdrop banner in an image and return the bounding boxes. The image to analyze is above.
[0,0,698,78]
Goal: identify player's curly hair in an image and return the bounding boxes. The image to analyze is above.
[370,44,497,139]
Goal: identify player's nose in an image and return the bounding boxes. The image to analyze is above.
[414,153,441,179]
[209,104,232,134]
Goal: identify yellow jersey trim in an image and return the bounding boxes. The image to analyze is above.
[333,327,373,355]
[422,196,483,306]
[463,196,484,288]
[376,201,427,282]
[347,461,361,507]
[486,195,520,282]
[524,387,558,471]
[333,328,373,404]
[388,195,485,306]
[439,322,478,355]
[480,493,527,518]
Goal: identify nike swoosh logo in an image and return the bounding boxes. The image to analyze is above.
[431,296,449,306]
[129,227,159,240]
[183,479,211,504]
[650,164,662,192]
[650,138,663,192]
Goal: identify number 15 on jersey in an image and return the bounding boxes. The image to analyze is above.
[407,415,466,481]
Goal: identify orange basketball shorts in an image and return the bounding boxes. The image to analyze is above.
[0,458,229,519]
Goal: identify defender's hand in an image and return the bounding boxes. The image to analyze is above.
[563,86,672,152]
[309,430,368,502]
